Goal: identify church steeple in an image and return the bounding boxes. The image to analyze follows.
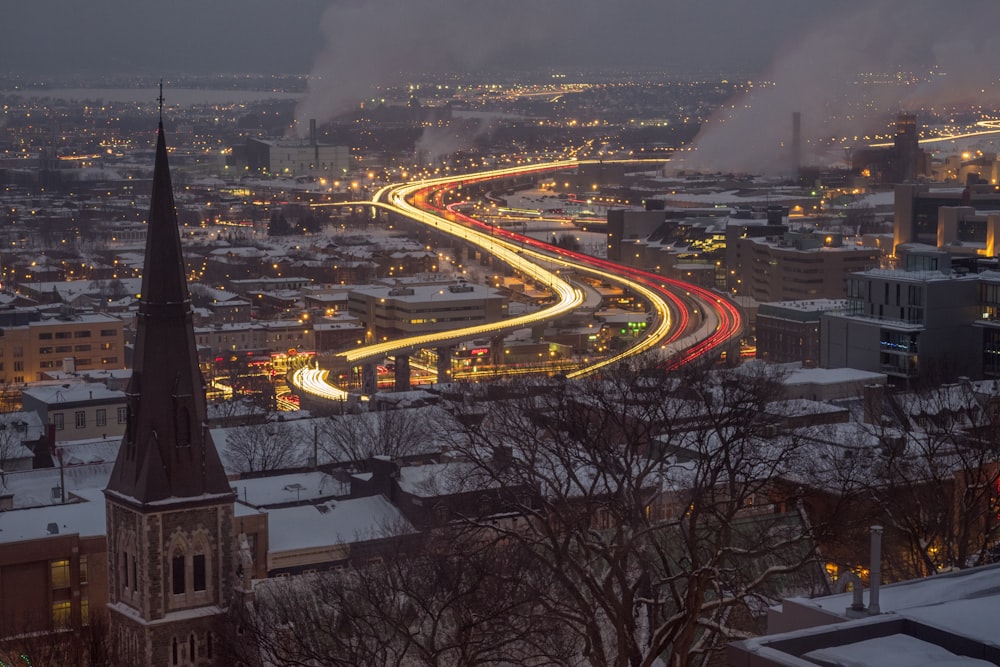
[106,121,231,503]
[104,114,235,666]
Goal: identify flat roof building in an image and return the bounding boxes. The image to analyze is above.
[347,281,507,339]
[0,313,126,384]
[821,268,982,384]
[727,229,882,302]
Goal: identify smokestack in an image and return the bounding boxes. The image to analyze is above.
[792,112,802,172]
[310,118,319,170]
[869,525,882,614]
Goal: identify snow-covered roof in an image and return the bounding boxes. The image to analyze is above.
[804,633,992,667]
[266,495,414,553]
[232,471,348,508]
[0,487,107,544]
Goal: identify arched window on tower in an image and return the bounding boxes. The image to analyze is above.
[193,553,206,591]
[172,550,185,595]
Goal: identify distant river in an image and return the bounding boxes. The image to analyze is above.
[0,88,302,105]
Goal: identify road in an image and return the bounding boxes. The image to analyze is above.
[292,160,743,401]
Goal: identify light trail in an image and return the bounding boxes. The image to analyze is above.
[869,119,1000,148]
[292,367,349,401]
[293,159,743,400]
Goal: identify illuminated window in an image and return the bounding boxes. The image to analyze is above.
[81,597,89,626]
[80,555,88,584]
[52,601,72,630]
[51,559,71,588]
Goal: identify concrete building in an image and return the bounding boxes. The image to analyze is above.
[728,561,1000,667]
[347,281,507,339]
[195,319,315,357]
[821,268,982,384]
[606,209,668,263]
[0,312,126,384]
[894,183,1000,254]
[0,489,108,644]
[977,271,1000,378]
[727,229,881,302]
[245,137,350,178]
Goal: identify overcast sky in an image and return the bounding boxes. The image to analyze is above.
[2,0,918,78]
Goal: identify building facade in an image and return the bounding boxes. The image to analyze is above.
[21,383,127,443]
[756,300,846,366]
[348,281,507,339]
[821,268,982,384]
[727,230,882,302]
[0,313,126,384]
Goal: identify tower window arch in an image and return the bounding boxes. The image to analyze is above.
[171,550,186,595]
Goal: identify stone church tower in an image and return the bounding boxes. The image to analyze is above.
[104,118,235,666]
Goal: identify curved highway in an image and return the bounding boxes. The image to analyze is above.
[292,160,743,401]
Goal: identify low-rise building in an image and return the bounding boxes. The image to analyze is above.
[347,281,507,339]
[757,299,846,366]
[821,268,981,384]
[0,313,127,384]
[20,383,127,443]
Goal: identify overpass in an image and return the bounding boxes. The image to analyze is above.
[293,160,743,401]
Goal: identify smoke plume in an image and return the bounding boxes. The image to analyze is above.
[687,0,1000,174]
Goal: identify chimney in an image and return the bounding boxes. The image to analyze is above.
[869,525,882,614]
[792,112,802,171]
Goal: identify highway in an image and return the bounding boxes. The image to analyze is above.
[292,160,743,401]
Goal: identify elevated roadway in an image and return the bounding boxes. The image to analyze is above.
[293,160,743,401]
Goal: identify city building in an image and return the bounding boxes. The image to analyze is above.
[727,229,881,302]
[21,383,126,444]
[0,489,108,642]
[0,312,127,385]
[244,126,350,178]
[194,320,315,357]
[851,113,930,186]
[894,183,1000,254]
[727,561,1000,667]
[347,280,507,339]
[103,121,235,666]
[756,299,846,366]
[821,268,982,384]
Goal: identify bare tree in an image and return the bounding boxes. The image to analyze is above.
[234,362,833,667]
[0,608,110,666]
[861,381,1000,578]
[232,531,574,667]
[444,362,825,667]
[319,406,445,464]
[222,422,307,474]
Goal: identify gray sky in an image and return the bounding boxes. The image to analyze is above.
[4,0,878,78]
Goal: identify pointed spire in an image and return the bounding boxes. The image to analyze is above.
[106,116,231,505]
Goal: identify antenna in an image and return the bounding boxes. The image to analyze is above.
[157,79,164,122]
